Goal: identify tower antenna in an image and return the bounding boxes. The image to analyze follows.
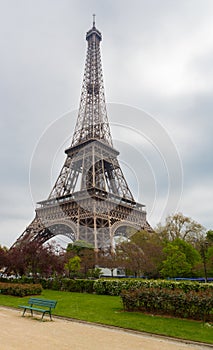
[93,13,96,27]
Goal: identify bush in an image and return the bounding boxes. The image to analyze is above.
[41,278,63,291]
[60,279,95,293]
[94,279,213,296]
[0,277,96,293]
[0,282,42,297]
[120,287,213,322]
[38,278,95,293]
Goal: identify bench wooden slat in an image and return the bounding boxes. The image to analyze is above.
[19,298,57,320]
[19,306,48,313]
[28,298,57,307]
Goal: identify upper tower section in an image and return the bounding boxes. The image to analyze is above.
[71,16,113,147]
[86,14,102,42]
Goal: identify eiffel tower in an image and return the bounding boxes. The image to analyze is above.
[13,17,151,250]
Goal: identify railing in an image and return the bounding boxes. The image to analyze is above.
[36,189,146,212]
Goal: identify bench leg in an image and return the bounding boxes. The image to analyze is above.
[41,312,52,321]
[22,308,33,317]
[22,308,26,317]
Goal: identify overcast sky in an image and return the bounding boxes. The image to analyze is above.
[1,0,213,247]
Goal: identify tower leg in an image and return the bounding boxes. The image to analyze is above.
[93,204,98,251]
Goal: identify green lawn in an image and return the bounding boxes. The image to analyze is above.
[0,290,212,344]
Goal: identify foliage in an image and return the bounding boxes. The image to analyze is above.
[207,246,213,276]
[0,276,95,293]
[93,278,213,296]
[115,230,164,278]
[206,230,213,243]
[65,256,81,278]
[87,267,102,279]
[38,278,95,293]
[193,236,212,280]
[78,249,97,278]
[172,238,201,265]
[116,242,146,277]
[7,241,64,278]
[65,241,97,278]
[155,212,205,242]
[97,248,120,277]
[2,277,212,297]
[120,287,213,321]
[0,245,8,269]
[40,277,63,291]
[160,244,192,278]
[66,240,94,253]
[60,278,95,293]
[0,282,42,297]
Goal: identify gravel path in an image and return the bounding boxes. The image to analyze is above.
[0,307,211,350]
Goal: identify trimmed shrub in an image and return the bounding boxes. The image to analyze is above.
[39,278,95,293]
[44,278,63,291]
[60,279,95,293]
[0,282,42,297]
[120,287,213,322]
[0,277,95,294]
[94,279,213,296]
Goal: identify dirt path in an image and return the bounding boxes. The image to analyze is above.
[0,307,211,350]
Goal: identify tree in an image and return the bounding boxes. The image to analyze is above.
[160,244,191,278]
[65,240,96,278]
[7,241,64,278]
[206,246,213,277]
[172,238,201,268]
[97,248,120,277]
[195,239,210,282]
[79,249,96,278]
[65,256,81,278]
[116,242,145,277]
[206,230,213,245]
[7,244,27,276]
[37,242,65,277]
[66,240,94,255]
[0,245,8,271]
[128,230,164,277]
[156,212,205,242]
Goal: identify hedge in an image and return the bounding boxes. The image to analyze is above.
[120,287,213,322]
[1,277,212,298]
[0,282,42,297]
[93,279,213,296]
[0,277,95,293]
[40,278,95,293]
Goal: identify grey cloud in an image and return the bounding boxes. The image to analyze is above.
[1,0,213,247]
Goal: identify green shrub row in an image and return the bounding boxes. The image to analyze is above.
[1,277,212,297]
[0,282,42,297]
[93,279,213,296]
[40,278,95,293]
[0,277,95,293]
[120,287,213,322]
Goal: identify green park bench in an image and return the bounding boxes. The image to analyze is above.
[19,298,57,320]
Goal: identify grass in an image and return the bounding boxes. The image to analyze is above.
[0,290,212,344]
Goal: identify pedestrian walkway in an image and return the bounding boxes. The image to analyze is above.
[0,307,211,350]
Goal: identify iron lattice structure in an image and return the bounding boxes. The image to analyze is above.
[13,19,151,250]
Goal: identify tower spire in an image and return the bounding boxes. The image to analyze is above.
[71,19,113,147]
